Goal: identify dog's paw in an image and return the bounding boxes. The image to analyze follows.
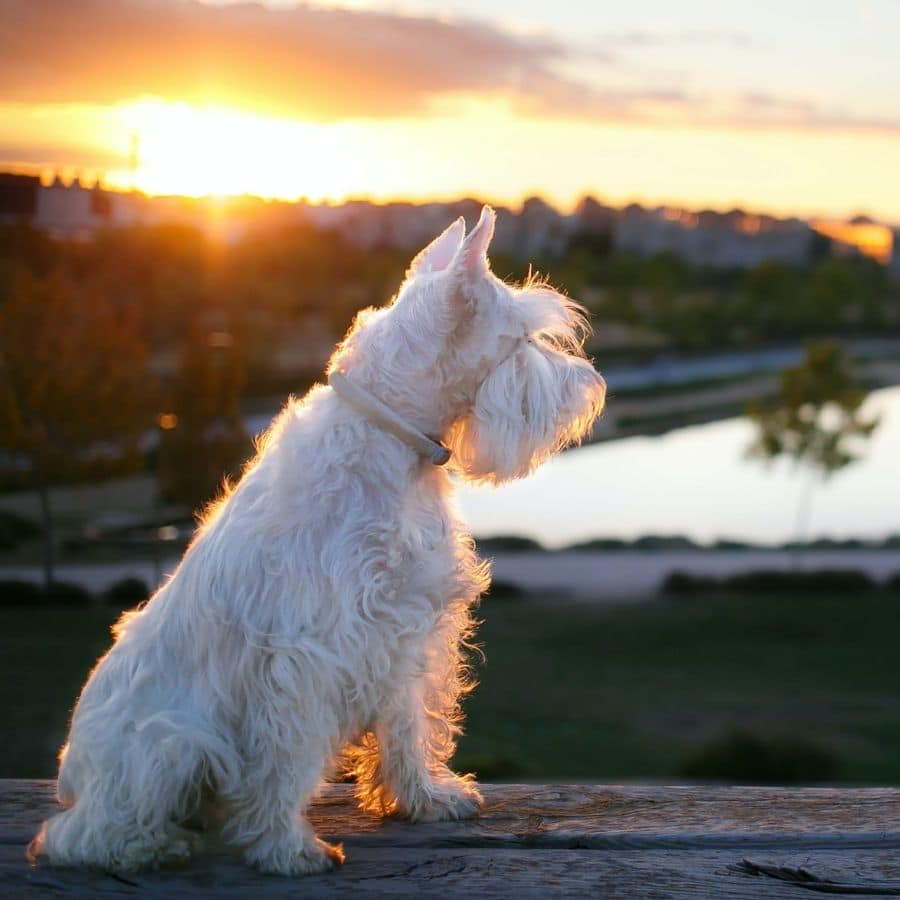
[407,779,483,823]
[247,835,345,877]
[157,829,203,865]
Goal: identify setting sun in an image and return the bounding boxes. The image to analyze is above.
[106,100,361,200]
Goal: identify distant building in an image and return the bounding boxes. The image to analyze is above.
[2,170,894,276]
[34,175,112,240]
[0,173,40,224]
[572,196,616,251]
[614,205,813,268]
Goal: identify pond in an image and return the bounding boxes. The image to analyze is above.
[456,385,900,549]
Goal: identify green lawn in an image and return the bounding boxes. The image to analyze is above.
[459,590,900,784]
[2,590,899,783]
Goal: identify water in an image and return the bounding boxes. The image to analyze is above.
[601,338,900,391]
[456,385,900,549]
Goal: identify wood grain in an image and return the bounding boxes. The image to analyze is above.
[2,781,899,897]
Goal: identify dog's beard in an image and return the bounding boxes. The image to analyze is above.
[447,343,605,486]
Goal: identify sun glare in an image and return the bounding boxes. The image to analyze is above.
[109,99,361,201]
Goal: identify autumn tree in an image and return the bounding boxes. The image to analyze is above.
[746,341,879,547]
[0,270,155,586]
[156,315,252,515]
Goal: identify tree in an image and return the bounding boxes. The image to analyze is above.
[746,341,879,547]
[0,270,154,586]
[156,315,252,515]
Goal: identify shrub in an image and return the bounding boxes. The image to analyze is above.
[0,579,42,606]
[103,577,150,608]
[662,568,876,596]
[0,579,95,606]
[723,569,875,594]
[0,510,40,550]
[44,581,94,606]
[487,579,526,600]
[566,537,630,551]
[680,730,840,784]
[632,534,700,550]
[661,571,719,595]
[885,572,900,594]
[476,535,544,553]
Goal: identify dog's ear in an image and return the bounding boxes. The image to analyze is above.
[455,205,495,279]
[407,217,465,276]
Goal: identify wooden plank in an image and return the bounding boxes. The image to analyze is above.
[7,846,900,898]
[2,781,899,897]
[4,782,899,848]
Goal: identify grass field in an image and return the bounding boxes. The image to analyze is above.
[2,589,899,783]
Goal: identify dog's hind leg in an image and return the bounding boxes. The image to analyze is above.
[31,721,214,872]
[30,782,201,872]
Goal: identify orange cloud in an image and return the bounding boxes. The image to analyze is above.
[0,0,582,120]
[1,0,898,135]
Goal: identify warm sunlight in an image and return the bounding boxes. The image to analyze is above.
[108,100,361,200]
[811,219,894,264]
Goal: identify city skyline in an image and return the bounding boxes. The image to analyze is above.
[2,1,899,222]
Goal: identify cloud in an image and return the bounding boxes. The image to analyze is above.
[0,140,125,170]
[0,0,582,120]
[731,91,900,133]
[0,0,897,137]
[602,29,761,49]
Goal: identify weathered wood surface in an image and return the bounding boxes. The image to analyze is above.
[2,781,899,897]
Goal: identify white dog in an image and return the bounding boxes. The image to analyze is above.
[30,206,605,875]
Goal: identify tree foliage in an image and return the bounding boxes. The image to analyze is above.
[156,315,253,514]
[0,269,154,583]
[0,269,154,481]
[746,341,879,478]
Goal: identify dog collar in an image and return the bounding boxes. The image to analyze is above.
[328,371,452,466]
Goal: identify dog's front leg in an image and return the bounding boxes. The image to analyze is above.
[370,678,482,822]
[221,697,345,876]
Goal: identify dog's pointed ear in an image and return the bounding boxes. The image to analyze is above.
[456,205,496,278]
[407,217,465,276]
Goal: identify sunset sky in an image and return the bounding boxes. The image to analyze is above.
[2,0,900,220]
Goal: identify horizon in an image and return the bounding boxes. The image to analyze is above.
[6,168,899,232]
[2,1,900,223]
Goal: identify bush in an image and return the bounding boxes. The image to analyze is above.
[661,568,876,596]
[102,577,150,608]
[680,730,840,784]
[44,581,94,606]
[723,569,875,594]
[661,571,719,595]
[476,535,544,553]
[632,534,700,551]
[0,510,40,550]
[712,539,754,551]
[487,579,526,600]
[0,579,42,606]
[566,537,630,551]
[0,578,95,606]
[885,572,900,594]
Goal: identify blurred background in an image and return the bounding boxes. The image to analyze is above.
[1,0,898,786]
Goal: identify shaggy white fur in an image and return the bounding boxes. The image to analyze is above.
[29,206,606,876]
